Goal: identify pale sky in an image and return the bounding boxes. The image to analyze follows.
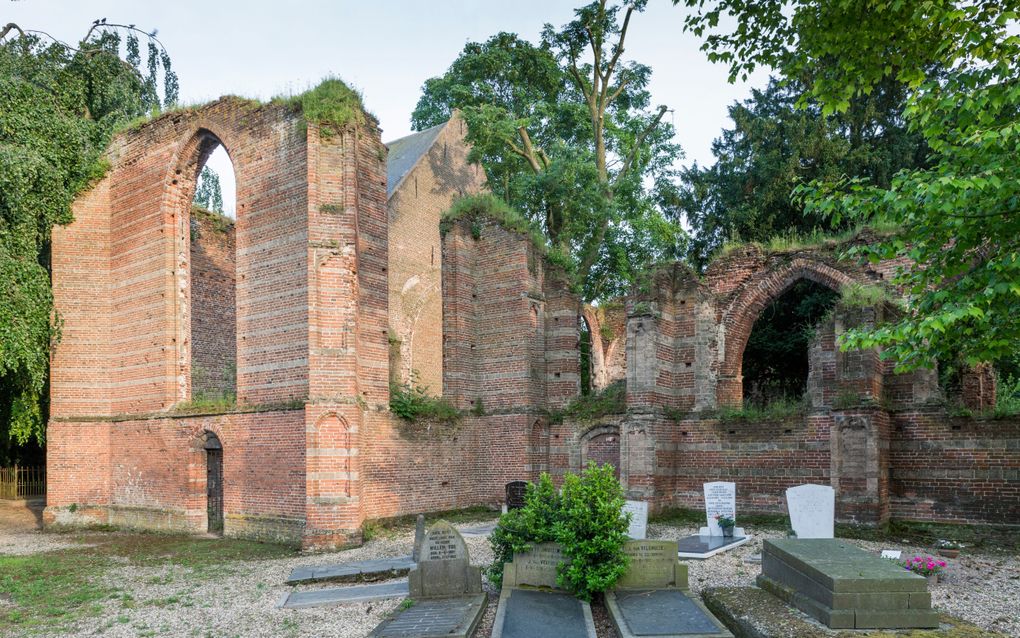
[7,0,770,216]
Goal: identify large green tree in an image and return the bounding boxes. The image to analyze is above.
[679,0,1020,370]
[412,1,684,301]
[680,77,928,267]
[0,21,177,460]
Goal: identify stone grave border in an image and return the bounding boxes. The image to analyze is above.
[605,540,733,638]
[491,542,597,638]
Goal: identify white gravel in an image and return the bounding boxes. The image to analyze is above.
[3,510,1017,638]
[648,521,1020,637]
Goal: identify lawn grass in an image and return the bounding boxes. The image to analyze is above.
[0,532,296,634]
[650,506,1020,553]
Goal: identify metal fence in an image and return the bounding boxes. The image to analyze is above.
[0,466,46,500]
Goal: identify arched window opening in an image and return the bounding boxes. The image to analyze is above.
[189,143,237,404]
[579,314,593,396]
[741,280,839,408]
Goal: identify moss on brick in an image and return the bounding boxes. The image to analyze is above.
[282,77,376,137]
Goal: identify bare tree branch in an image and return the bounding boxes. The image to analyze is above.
[615,104,669,183]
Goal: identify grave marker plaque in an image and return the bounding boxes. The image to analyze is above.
[615,540,686,590]
[503,542,564,590]
[506,481,528,510]
[622,500,648,540]
[703,481,736,536]
[408,520,482,599]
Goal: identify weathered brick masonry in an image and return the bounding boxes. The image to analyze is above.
[49,96,1016,545]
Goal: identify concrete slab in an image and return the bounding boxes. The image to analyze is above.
[676,533,751,559]
[368,593,486,638]
[458,522,496,537]
[605,589,733,638]
[278,581,409,609]
[285,556,414,585]
[491,588,596,638]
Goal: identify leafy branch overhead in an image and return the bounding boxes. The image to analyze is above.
[0,21,178,452]
[413,1,685,302]
[680,0,1020,370]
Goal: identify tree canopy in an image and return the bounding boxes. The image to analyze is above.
[194,165,224,213]
[0,21,177,458]
[412,1,685,301]
[679,77,928,268]
[679,0,1020,371]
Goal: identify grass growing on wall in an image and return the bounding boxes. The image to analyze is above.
[550,381,626,425]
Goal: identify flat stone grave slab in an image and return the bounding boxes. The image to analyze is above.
[458,521,496,537]
[493,543,596,638]
[704,586,998,638]
[286,556,414,585]
[606,540,732,638]
[610,590,732,638]
[676,532,750,559]
[494,589,595,638]
[368,594,486,638]
[278,580,408,609]
[758,538,938,629]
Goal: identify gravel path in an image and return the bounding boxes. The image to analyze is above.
[3,513,1017,637]
[0,500,83,556]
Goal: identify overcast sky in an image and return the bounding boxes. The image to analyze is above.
[7,0,770,215]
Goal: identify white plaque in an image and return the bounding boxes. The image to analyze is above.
[703,481,736,537]
[623,500,648,539]
[881,550,902,560]
[786,483,835,539]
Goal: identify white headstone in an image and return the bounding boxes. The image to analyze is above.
[623,500,648,539]
[703,481,736,537]
[881,549,902,560]
[785,483,835,539]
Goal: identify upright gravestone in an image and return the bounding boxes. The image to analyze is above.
[786,483,835,539]
[606,540,733,638]
[412,514,426,561]
[408,520,482,598]
[370,521,485,638]
[622,500,648,540]
[677,482,751,559]
[494,543,597,638]
[703,481,737,536]
[506,481,528,510]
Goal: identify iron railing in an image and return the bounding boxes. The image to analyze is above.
[0,465,45,500]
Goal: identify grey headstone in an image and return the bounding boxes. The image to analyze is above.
[502,542,565,590]
[615,540,687,590]
[786,484,835,539]
[412,514,426,561]
[407,520,482,599]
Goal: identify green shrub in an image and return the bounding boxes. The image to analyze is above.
[486,465,629,601]
[555,464,629,601]
[993,373,1020,417]
[389,375,460,425]
[551,381,626,424]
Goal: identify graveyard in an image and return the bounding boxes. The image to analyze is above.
[2,1,1020,637]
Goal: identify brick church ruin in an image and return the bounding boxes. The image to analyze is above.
[45,93,1018,549]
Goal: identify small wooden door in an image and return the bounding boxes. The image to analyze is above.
[205,435,224,535]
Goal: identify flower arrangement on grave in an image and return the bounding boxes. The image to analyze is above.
[934,539,963,558]
[902,555,946,580]
[715,514,736,536]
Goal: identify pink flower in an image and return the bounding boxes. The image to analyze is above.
[938,561,946,567]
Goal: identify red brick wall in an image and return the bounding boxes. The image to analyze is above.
[890,411,1020,524]
[189,209,236,398]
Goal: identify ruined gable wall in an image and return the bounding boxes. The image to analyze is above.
[387,114,486,394]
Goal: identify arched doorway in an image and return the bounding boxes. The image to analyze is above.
[581,425,621,478]
[204,432,223,534]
